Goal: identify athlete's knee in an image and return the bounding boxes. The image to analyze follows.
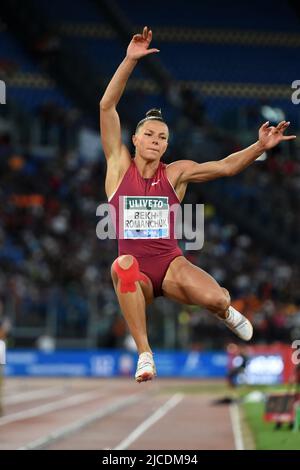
[202,290,230,313]
[111,255,148,294]
[116,254,135,270]
[111,255,134,278]
[221,287,231,304]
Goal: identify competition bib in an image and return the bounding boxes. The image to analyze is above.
[123,196,169,239]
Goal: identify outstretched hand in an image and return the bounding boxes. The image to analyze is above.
[258,121,296,150]
[126,26,159,61]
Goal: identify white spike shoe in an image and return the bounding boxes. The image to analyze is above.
[135,352,156,383]
[220,306,253,341]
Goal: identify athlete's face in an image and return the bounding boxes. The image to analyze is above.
[132,120,169,160]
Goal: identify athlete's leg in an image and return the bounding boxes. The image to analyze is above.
[162,256,252,340]
[162,256,230,315]
[111,254,154,354]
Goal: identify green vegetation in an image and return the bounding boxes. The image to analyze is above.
[243,401,300,450]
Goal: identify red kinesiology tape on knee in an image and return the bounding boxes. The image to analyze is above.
[113,257,149,293]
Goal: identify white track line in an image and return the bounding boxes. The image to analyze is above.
[229,402,244,450]
[0,390,102,426]
[19,392,147,450]
[114,393,184,450]
[4,387,65,405]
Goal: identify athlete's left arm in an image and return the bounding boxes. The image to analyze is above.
[178,121,296,183]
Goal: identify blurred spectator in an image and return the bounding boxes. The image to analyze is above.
[0,312,11,416]
[227,343,249,388]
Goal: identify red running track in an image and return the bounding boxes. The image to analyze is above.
[0,378,237,450]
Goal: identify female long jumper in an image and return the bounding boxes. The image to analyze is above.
[100,27,296,383]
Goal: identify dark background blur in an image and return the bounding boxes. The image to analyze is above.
[0,0,299,352]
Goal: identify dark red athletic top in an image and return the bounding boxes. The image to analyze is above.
[108,158,183,258]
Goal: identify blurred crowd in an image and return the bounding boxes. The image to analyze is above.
[0,93,299,350]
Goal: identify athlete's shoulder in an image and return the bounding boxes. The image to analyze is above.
[166,160,186,167]
[165,160,190,176]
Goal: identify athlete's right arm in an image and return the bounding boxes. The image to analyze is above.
[99,26,159,162]
[100,57,137,161]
